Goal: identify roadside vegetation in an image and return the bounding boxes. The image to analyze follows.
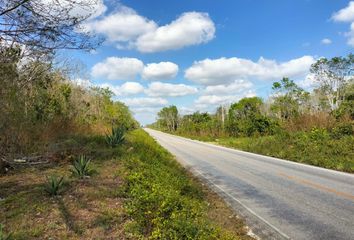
[0,129,252,239]
[0,1,253,238]
[149,54,354,172]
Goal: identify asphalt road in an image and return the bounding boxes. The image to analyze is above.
[144,128,354,240]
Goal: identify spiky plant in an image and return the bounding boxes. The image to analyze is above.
[71,155,93,178]
[44,175,64,196]
[105,126,125,147]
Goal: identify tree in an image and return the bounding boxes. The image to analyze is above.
[0,0,102,56]
[271,77,309,119]
[227,97,275,136]
[310,54,354,111]
[157,106,179,132]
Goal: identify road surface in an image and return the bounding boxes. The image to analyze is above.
[144,128,354,240]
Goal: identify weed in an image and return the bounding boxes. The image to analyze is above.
[71,155,94,178]
[105,126,125,147]
[44,175,64,196]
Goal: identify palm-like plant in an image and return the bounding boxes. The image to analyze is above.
[45,175,64,196]
[71,155,93,178]
[105,126,125,147]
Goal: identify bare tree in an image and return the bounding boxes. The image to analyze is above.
[0,0,102,56]
[310,54,354,111]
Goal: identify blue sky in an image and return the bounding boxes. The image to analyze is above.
[68,0,354,124]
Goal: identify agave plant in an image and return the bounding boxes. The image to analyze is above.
[44,175,64,196]
[71,155,93,178]
[105,126,125,147]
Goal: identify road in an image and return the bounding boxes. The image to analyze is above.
[144,128,354,240]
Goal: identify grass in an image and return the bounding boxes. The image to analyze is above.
[173,130,354,173]
[215,133,354,172]
[0,129,252,239]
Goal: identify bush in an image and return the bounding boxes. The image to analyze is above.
[331,122,354,139]
[71,155,94,178]
[309,127,330,141]
[105,126,125,147]
[44,175,64,196]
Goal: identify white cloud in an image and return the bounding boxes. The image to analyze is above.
[321,38,332,45]
[346,22,354,47]
[91,57,144,80]
[332,1,354,22]
[297,74,318,89]
[142,62,179,80]
[100,82,144,96]
[185,56,315,85]
[122,97,168,107]
[195,91,256,107]
[204,80,253,95]
[145,82,198,97]
[332,1,354,47]
[84,6,215,52]
[39,0,107,19]
[83,6,156,42]
[135,12,215,53]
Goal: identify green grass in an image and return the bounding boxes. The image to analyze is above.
[168,127,354,173]
[215,132,354,172]
[120,130,244,239]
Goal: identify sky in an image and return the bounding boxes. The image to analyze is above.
[66,0,354,125]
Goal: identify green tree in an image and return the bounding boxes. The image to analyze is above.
[271,77,309,120]
[227,97,275,136]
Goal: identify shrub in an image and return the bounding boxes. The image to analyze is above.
[44,175,64,196]
[105,126,125,147]
[309,127,329,141]
[71,155,93,178]
[331,122,354,139]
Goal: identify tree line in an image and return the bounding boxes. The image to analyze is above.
[150,54,354,139]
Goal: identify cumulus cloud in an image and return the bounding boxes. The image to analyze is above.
[332,1,354,47]
[84,5,215,52]
[332,1,354,22]
[122,97,168,107]
[100,82,144,96]
[204,80,253,95]
[195,90,256,108]
[185,56,315,85]
[142,62,179,80]
[83,6,156,42]
[91,57,144,80]
[135,12,215,53]
[321,38,332,45]
[145,82,198,97]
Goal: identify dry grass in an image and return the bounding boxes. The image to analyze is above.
[0,159,127,239]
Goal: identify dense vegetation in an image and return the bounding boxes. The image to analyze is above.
[149,54,354,172]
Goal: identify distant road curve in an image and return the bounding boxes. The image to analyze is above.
[144,128,354,240]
